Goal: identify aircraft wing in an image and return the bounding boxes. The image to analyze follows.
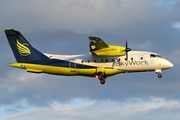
[88,36,127,57]
[89,36,109,52]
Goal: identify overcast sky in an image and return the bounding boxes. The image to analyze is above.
[0,0,180,120]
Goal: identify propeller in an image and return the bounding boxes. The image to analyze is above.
[125,40,131,61]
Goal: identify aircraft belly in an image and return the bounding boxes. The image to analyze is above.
[8,63,98,77]
[8,63,124,77]
[104,69,124,77]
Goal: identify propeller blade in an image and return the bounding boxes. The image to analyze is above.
[125,40,131,61]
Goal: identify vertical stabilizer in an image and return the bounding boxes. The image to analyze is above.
[4,28,49,62]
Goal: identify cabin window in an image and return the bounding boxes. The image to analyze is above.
[106,59,108,62]
[150,54,163,58]
[156,55,163,58]
[88,60,90,63]
[101,59,103,62]
[94,60,96,63]
[81,60,83,63]
[125,58,127,61]
[150,54,156,58]
[141,57,143,60]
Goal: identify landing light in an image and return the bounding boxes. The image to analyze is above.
[95,74,99,79]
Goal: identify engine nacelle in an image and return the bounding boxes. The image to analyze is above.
[91,45,126,57]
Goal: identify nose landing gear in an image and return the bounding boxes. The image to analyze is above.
[156,69,162,78]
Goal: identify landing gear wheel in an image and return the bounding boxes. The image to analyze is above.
[158,74,162,78]
[100,79,105,84]
[97,72,106,84]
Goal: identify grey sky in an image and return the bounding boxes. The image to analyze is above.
[0,0,180,119]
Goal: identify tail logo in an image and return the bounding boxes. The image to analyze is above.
[16,40,31,56]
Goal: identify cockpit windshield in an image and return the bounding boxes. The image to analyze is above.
[150,54,163,58]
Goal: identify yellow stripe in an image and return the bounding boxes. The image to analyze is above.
[8,63,124,77]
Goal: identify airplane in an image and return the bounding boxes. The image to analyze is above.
[4,28,173,84]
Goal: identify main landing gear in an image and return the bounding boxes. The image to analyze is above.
[97,72,106,85]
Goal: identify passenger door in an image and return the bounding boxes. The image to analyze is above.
[69,60,76,72]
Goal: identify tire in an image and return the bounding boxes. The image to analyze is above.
[158,74,162,78]
[100,80,105,84]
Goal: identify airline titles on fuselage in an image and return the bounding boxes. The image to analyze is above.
[115,60,149,67]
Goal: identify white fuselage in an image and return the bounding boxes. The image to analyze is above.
[44,51,173,73]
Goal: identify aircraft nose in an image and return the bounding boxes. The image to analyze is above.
[159,59,173,69]
[167,61,174,68]
[164,60,173,69]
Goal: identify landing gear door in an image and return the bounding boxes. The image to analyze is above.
[69,60,76,72]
